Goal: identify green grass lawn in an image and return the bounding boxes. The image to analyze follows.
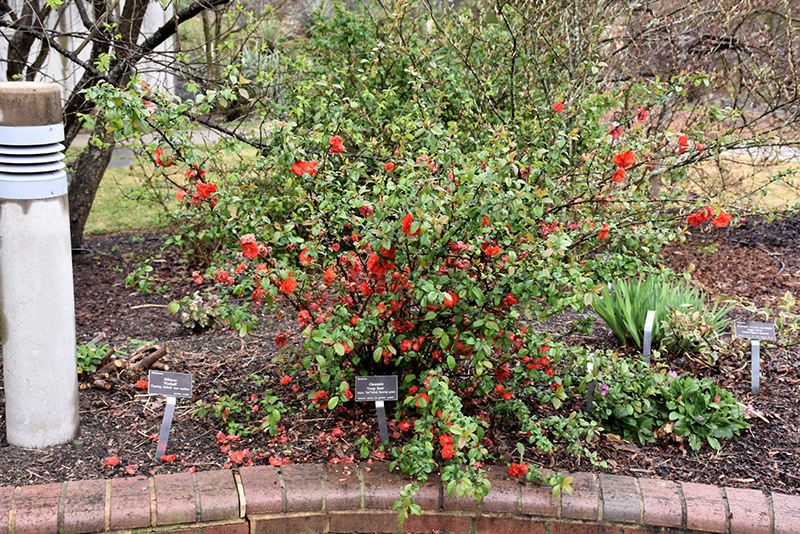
[84,163,173,235]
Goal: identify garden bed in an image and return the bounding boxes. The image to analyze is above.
[0,217,797,495]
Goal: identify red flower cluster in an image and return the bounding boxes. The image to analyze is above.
[637,108,648,122]
[508,462,529,477]
[275,333,289,348]
[329,135,345,154]
[384,161,395,172]
[678,134,690,153]
[687,206,731,228]
[439,433,455,459]
[553,102,564,112]
[291,160,318,176]
[598,223,610,239]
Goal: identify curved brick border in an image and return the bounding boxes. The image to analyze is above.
[0,464,797,533]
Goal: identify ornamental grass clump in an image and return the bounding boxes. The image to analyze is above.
[592,275,731,354]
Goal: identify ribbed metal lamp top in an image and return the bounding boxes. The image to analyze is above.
[0,82,63,127]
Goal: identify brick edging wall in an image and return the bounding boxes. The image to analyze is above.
[0,464,798,533]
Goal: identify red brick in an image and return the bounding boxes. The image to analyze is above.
[476,516,546,534]
[0,485,15,534]
[203,523,250,534]
[725,487,770,534]
[328,511,398,533]
[622,527,666,534]
[637,478,682,528]
[560,472,599,521]
[599,474,641,524]
[14,483,60,534]
[154,472,197,526]
[196,470,240,522]
[480,469,518,514]
[282,464,323,512]
[63,478,105,534]
[239,466,282,514]
[411,473,441,511]
[550,520,623,534]
[681,481,727,534]
[772,491,800,534]
[406,512,472,533]
[519,482,558,517]
[363,463,401,510]
[323,465,361,511]
[109,476,151,530]
[250,512,328,534]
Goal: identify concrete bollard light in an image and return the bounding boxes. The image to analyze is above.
[0,82,80,447]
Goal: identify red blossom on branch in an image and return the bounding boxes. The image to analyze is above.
[613,151,635,168]
[329,135,345,154]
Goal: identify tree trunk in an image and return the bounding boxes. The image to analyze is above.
[68,125,116,247]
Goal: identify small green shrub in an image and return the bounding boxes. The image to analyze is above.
[193,386,290,437]
[76,342,110,374]
[581,351,747,449]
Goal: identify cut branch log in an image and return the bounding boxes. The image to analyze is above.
[132,345,168,370]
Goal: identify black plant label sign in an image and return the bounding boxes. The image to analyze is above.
[148,371,193,398]
[355,375,398,402]
[733,322,776,341]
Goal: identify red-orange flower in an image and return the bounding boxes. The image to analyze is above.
[230,450,247,464]
[290,160,318,176]
[155,148,173,167]
[612,168,626,182]
[443,292,459,308]
[196,181,216,199]
[135,379,148,389]
[401,213,421,236]
[275,333,288,348]
[239,234,259,259]
[299,246,312,265]
[384,162,395,172]
[553,102,564,112]
[482,242,501,256]
[105,456,120,466]
[161,454,177,463]
[329,135,345,154]
[280,375,292,385]
[637,108,649,121]
[710,209,732,228]
[280,276,297,295]
[613,151,635,168]
[598,223,610,239]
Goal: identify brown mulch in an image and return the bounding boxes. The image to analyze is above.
[0,218,797,495]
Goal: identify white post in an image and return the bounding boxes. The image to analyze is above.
[0,82,79,447]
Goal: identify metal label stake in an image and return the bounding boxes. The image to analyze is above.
[643,310,655,363]
[156,396,176,458]
[751,339,760,395]
[375,400,389,443]
[585,361,595,413]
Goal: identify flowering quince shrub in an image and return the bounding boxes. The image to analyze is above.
[80,0,767,523]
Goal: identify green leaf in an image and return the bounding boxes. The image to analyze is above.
[327,396,339,409]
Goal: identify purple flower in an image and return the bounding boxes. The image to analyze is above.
[600,384,610,396]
